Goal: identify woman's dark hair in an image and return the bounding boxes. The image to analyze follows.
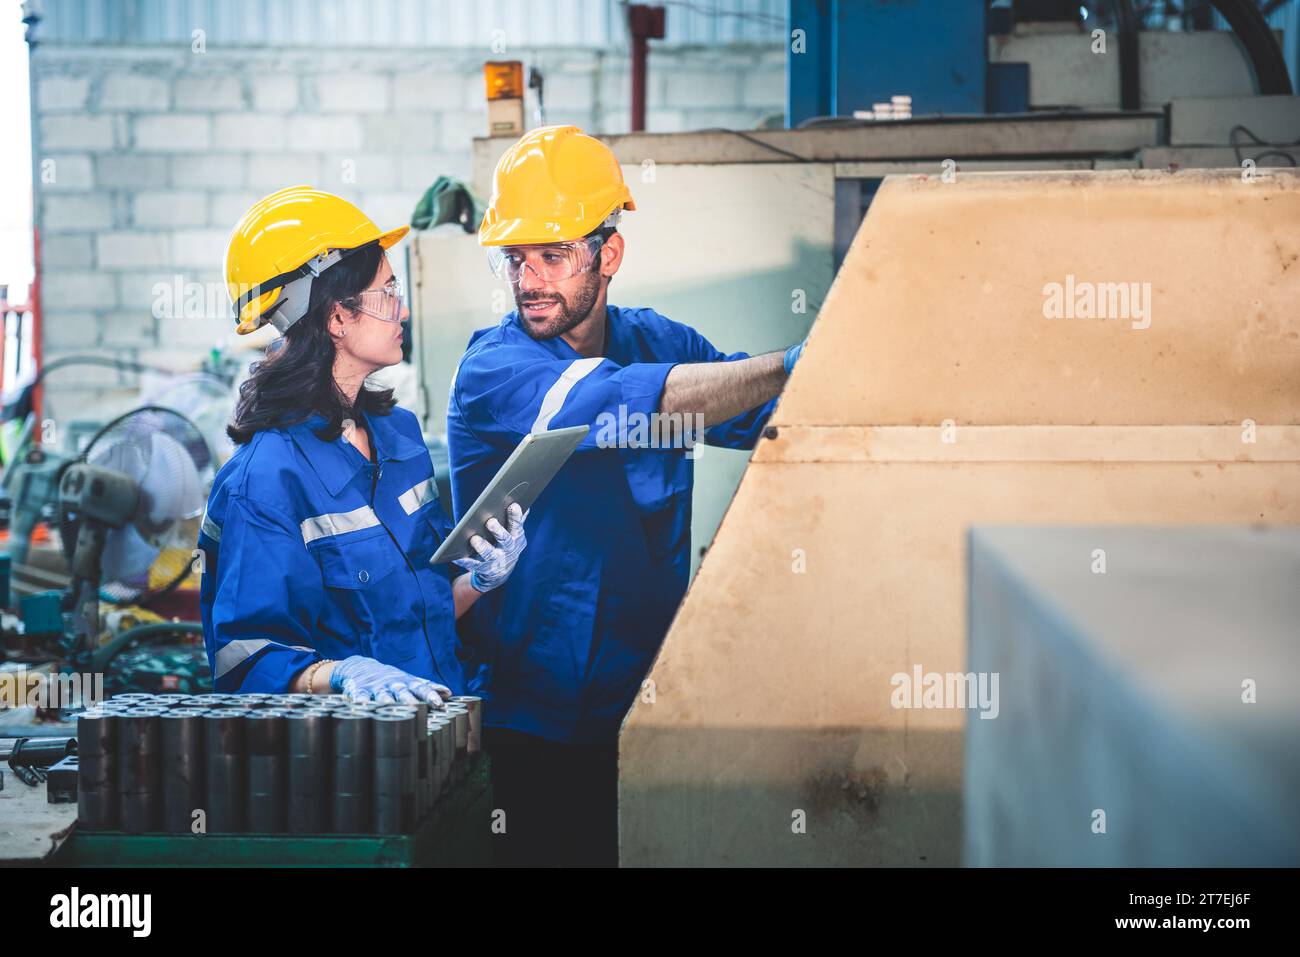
[227,241,395,445]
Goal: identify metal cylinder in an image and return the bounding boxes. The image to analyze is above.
[110,693,154,704]
[396,702,429,823]
[154,693,195,708]
[159,710,205,833]
[449,696,482,753]
[430,717,453,793]
[331,712,373,833]
[426,716,446,802]
[77,710,117,830]
[244,711,287,833]
[285,710,331,834]
[444,704,469,754]
[117,709,162,833]
[202,710,246,833]
[372,713,414,834]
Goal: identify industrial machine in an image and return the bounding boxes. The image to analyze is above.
[617,166,1300,865]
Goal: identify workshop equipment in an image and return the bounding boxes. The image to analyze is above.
[619,168,1300,866]
[45,753,77,803]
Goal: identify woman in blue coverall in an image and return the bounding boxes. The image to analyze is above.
[197,186,526,704]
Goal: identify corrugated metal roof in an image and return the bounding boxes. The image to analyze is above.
[30,0,786,47]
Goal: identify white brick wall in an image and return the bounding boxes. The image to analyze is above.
[31,43,783,410]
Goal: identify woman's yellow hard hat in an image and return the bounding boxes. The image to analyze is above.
[479,125,635,247]
[225,186,408,335]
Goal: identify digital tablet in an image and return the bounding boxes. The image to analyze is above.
[429,424,589,565]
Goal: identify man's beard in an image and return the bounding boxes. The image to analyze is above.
[515,268,601,341]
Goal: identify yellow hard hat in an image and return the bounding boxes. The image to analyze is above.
[225,185,408,335]
[479,125,636,247]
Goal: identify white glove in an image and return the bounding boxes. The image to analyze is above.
[453,503,528,593]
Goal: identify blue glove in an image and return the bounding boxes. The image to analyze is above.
[453,502,527,593]
[329,656,451,706]
[783,340,805,375]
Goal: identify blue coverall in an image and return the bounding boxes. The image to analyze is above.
[198,406,469,694]
[448,305,777,745]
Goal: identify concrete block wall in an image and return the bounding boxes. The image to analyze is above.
[30,43,784,426]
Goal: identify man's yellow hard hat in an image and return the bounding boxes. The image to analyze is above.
[225,186,408,335]
[478,125,635,247]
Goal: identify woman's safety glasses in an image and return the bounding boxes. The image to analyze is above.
[486,236,605,285]
[342,277,405,323]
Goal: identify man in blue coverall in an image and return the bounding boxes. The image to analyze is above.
[448,126,804,866]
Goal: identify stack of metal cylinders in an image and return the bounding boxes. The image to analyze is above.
[75,710,116,830]
[73,692,467,834]
[331,711,372,833]
[371,710,414,834]
[160,709,205,832]
[285,711,331,833]
[245,711,288,833]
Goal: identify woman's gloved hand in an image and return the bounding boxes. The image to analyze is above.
[453,502,527,593]
[329,655,451,706]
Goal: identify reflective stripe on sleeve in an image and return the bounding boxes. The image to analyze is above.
[214,638,314,679]
[200,508,222,543]
[530,357,603,433]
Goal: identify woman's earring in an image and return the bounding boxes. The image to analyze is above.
[339,330,347,338]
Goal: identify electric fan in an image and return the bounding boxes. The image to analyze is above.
[57,406,215,661]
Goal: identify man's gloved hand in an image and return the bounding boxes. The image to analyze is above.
[453,502,527,593]
[329,655,451,706]
[783,340,806,375]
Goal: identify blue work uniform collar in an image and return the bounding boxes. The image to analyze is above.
[285,408,426,497]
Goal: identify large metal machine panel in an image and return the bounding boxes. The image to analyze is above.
[411,162,835,572]
[966,526,1300,866]
[618,168,1300,866]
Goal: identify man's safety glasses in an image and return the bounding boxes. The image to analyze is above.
[486,236,605,285]
[342,277,405,323]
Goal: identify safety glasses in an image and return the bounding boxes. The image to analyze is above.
[486,236,605,285]
[342,276,405,323]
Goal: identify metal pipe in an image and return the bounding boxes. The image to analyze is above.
[285,710,331,834]
[372,712,413,834]
[450,696,482,754]
[331,712,373,834]
[245,711,287,833]
[202,710,246,833]
[117,709,162,833]
[160,709,205,834]
[76,710,116,830]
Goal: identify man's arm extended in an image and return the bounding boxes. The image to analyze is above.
[659,350,787,428]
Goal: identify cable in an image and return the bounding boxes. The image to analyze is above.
[691,127,810,161]
[1230,124,1299,167]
